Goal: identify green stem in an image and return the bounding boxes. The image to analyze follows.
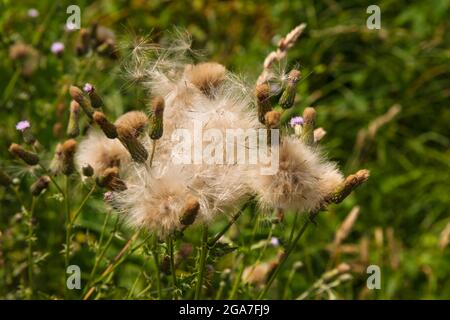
[208,204,247,248]
[194,225,208,299]
[168,236,178,299]
[257,212,317,299]
[149,140,156,167]
[152,235,163,299]
[27,197,37,298]
[288,212,299,245]
[64,176,71,272]
[71,185,96,224]
[229,262,245,299]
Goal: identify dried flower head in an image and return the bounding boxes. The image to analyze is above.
[69,85,94,118]
[67,101,81,138]
[30,176,51,196]
[115,111,148,138]
[279,69,301,109]
[61,139,77,175]
[49,143,63,175]
[9,43,39,76]
[76,130,130,178]
[93,111,118,139]
[149,96,165,140]
[96,166,127,191]
[9,143,39,165]
[255,83,272,124]
[185,62,226,97]
[300,107,316,145]
[249,136,343,212]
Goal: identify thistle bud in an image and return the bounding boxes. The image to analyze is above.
[49,143,63,175]
[300,107,316,145]
[255,83,272,125]
[9,143,39,165]
[61,139,77,175]
[67,100,81,138]
[69,85,94,119]
[82,164,94,177]
[30,176,51,196]
[83,83,104,109]
[93,111,117,139]
[180,197,200,227]
[0,169,12,187]
[149,96,165,140]
[264,111,281,129]
[116,126,148,163]
[326,169,370,204]
[279,69,301,109]
[96,167,127,191]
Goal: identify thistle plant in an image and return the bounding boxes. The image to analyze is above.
[2,23,369,300]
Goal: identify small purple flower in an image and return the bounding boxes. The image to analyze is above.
[83,83,94,93]
[289,116,304,128]
[27,8,39,18]
[16,120,31,132]
[270,237,280,247]
[51,42,64,55]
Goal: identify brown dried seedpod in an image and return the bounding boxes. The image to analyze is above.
[69,85,94,118]
[115,111,148,138]
[149,96,165,140]
[30,176,51,196]
[187,62,226,97]
[67,100,81,138]
[96,166,127,191]
[9,143,39,165]
[93,111,118,139]
[116,126,148,163]
[326,170,370,204]
[264,111,281,129]
[61,139,77,175]
[255,83,272,124]
[301,107,316,146]
[180,196,200,227]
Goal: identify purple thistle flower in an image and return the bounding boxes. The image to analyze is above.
[16,120,31,132]
[289,116,304,128]
[270,237,280,247]
[83,83,94,93]
[27,8,39,18]
[51,42,64,55]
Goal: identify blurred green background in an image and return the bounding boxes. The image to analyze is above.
[0,0,449,299]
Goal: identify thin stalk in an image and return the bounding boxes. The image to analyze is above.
[64,176,71,272]
[152,235,163,299]
[228,262,245,299]
[27,197,37,297]
[38,164,64,196]
[168,235,178,299]
[288,212,299,245]
[194,225,209,299]
[149,140,156,167]
[208,204,247,248]
[71,185,96,224]
[257,212,317,299]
